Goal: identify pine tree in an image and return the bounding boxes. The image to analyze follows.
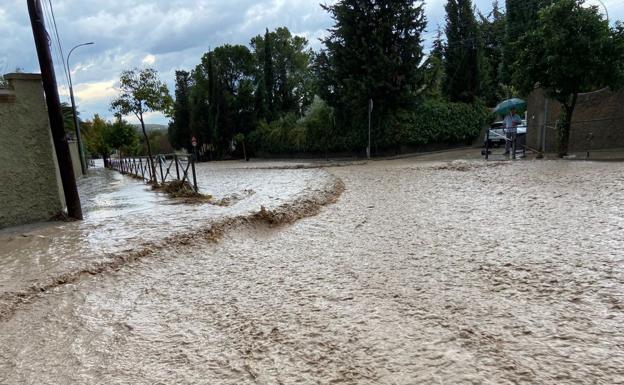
[443,0,480,103]
[321,0,427,150]
[169,70,193,151]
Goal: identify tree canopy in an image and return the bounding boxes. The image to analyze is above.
[169,70,193,152]
[111,68,172,182]
[444,0,480,103]
[164,1,623,159]
[514,0,624,156]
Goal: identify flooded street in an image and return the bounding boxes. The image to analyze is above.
[1,157,624,384]
[0,161,332,313]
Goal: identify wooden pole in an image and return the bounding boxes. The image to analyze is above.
[27,0,83,220]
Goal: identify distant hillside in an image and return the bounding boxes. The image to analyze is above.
[133,124,168,132]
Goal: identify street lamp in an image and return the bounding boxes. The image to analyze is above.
[67,42,94,175]
[597,0,609,22]
[588,0,609,23]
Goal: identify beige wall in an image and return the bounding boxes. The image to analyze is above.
[68,141,82,179]
[527,88,624,153]
[0,73,64,228]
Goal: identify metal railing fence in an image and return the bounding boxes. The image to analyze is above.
[108,154,198,192]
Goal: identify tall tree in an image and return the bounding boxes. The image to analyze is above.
[312,50,336,106]
[251,27,315,120]
[478,0,506,106]
[321,0,427,151]
[502,0,549,83]
[263,28,275,121]
[514,0,624,156]
[204,44,255,158]
[110,68,172,183]
[189,52,216,158]
[169,70,193,151]
[443,0,480,103]
[423,26,445,98]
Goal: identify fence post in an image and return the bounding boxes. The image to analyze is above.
[485,129,490,160]
[174,154,180,180]
[191,156,198,192]
[146,157,150,181]
[158,156,165,184]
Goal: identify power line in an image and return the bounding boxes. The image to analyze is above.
[40,1,62,82]
[41,0,70,97]
[47,0,70,84]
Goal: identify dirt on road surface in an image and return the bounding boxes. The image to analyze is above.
[1,157,623,384]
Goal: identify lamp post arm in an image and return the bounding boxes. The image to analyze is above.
[66,42,94,175]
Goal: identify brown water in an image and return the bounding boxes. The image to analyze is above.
[0,162,333,315]
[1,158,624,384]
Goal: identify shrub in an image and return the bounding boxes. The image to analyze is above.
[404,100,490,145]
[248,97,489,155]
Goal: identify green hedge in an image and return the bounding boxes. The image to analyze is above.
[249,98,490,154]
[403,100,490,146]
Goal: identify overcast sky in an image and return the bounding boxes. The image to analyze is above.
[1,0,622,125]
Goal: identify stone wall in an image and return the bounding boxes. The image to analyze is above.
[0,73,64,228]
[527,88,624,153]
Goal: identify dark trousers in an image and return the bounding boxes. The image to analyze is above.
[505,131,517,154]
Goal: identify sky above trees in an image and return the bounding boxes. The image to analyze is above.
[1,0,621,124]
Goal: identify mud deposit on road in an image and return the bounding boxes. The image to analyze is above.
[1,159,624,384]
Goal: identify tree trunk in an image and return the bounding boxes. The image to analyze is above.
[140,111,157,184]
[557,94,578,158]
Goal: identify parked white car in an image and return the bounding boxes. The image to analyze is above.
[484,120,527,147]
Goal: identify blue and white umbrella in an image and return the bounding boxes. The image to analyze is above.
[493,98,526,115]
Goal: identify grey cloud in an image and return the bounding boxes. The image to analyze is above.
[3,0,622,124]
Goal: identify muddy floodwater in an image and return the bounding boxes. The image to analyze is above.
[1,156,623,384]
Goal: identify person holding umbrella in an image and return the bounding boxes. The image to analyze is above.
[493,98,526,158]
[504,108,523,156]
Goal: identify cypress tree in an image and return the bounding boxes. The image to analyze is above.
[478,0,506,106]
[169,70,192,151]
[424,26,445,98]
[443,0,480,103]
[263,28,275,122]
[207,50,217,148]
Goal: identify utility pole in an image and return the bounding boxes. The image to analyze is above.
[28,0,83,220]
